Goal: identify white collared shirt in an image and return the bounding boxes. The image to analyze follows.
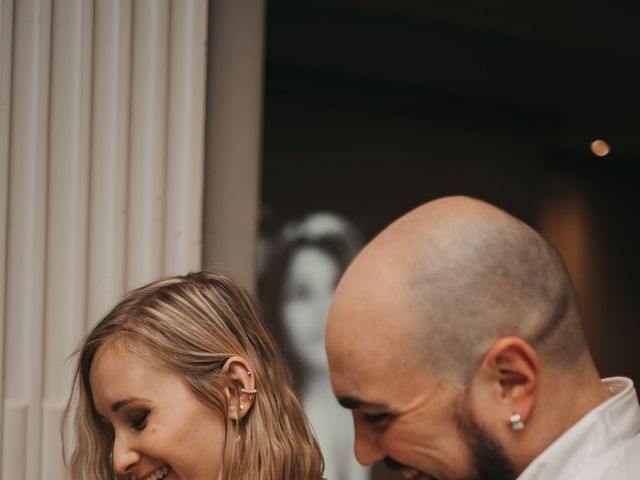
[517,377,640,480]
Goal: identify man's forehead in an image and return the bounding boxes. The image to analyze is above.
[330,367,394,410]
[329,343,434,413]
[327,268,417,356]
[327,304,409,372]
[325,226,429,394]
[327,309,425,407]
[328,256,411,332]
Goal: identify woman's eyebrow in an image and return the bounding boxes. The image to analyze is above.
[111,397,151,413]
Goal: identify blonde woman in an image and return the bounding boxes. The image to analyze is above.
[63,271,324,480]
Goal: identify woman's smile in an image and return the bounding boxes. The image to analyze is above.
[140,465,170,480]
[90,342,228,480]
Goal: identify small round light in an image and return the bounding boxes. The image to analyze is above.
[590,139,610,157]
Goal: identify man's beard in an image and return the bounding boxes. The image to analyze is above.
[453,404,518,480]
[383,404,518,480]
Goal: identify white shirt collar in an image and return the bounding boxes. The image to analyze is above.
[517,377,640,479]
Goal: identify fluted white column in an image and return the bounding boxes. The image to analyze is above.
[3,0,51,478]
[1,1,209,478]
[0,0,14,470]
[86,0,131,325]
[165,0,208,274]
[126,0,170,289]
[42,1,93,477]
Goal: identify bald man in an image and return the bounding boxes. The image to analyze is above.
[326,196,640,480]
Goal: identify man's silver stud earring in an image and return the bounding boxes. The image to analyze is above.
[247,371,251,376]
[510,412,525,431]
[240,404,245,411]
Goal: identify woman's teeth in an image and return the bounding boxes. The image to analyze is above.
[145,465,169,480]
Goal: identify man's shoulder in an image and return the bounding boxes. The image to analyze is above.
[573,429,640,480]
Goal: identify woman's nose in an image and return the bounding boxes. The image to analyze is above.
[112,432,141,475]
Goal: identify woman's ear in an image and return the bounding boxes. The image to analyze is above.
[223,356,257,420]
[474,337,539,427]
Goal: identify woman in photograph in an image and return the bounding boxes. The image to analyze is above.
[63,271,324,480]
[261,212,369,480]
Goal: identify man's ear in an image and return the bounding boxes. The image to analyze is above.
[477,337,539,426]
[223,356,257,420]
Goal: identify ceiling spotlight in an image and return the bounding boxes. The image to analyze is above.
[590,139,610,157]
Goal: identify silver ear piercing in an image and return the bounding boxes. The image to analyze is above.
[510,412,525,431]
[239,404,245,411]
[241,387,258,401]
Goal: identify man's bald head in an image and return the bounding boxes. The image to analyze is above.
[327,196,588,383]
[326,197,610,478]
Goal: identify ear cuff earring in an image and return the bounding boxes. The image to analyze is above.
[510,412,525,431]
[241,387,258,401]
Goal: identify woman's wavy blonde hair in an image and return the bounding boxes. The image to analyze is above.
[62,271,324,479]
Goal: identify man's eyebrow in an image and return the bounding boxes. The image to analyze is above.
[111,397,151,413]
[337,396,387,410]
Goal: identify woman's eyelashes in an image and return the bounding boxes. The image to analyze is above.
[129,410,150,430]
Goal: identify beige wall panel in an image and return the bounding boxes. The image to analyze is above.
[2,0,51,477]
[204,0,266,294]
[41,0,93,476]
[2,402,28,478]
[126,0,170,289]
[87,0,132,325]
[164,0,208,275]
[0,0,14,452]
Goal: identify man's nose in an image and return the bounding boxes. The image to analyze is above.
[112,432,141,475]
[353,424,385,466]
